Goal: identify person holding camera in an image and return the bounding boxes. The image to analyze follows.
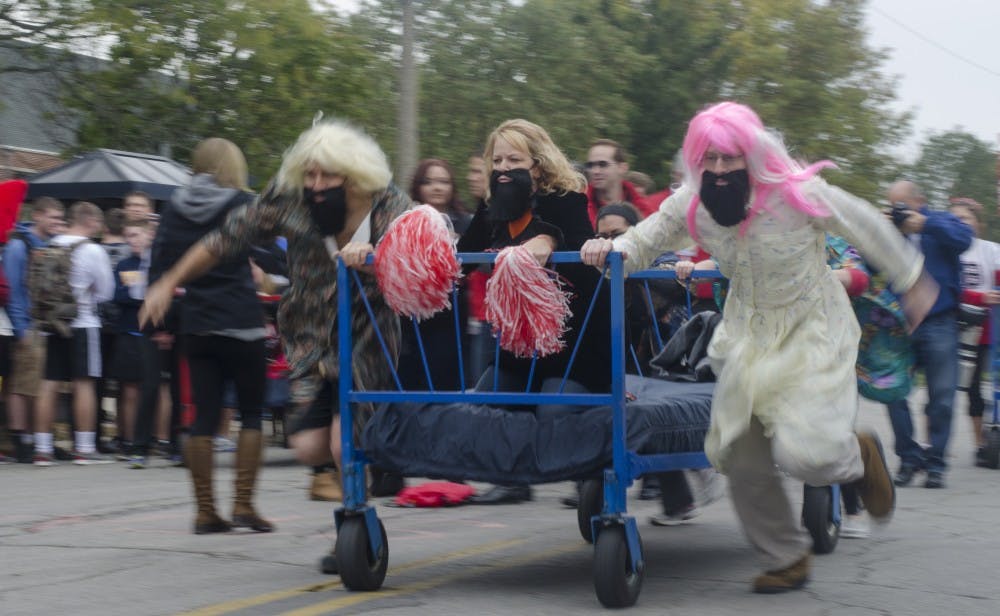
[884,180,972,489]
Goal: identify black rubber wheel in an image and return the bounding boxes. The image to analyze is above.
[984,427,1000,469]
[593,524,644,608]
[336,516,388,591]
[802,485,839,554]
[577,479,604,543]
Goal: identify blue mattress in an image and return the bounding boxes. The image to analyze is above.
[362,375,713,485]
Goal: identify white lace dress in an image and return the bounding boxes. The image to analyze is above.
[614,179,923,475]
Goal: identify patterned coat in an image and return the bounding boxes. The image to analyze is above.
[201,182,412,412]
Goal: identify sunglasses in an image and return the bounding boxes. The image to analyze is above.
[584,160,615,170]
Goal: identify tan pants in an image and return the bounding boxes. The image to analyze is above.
[8,331,45,397]
[727,418,863,569]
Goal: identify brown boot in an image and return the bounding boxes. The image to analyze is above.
[752,553,811,594]
[855,431,895,521]
[231,429,274,532]
[187,436,231,535]
[309,467,343,502]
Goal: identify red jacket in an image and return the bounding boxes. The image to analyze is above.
[586,180,660,227]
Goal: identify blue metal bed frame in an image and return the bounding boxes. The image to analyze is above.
[333,250,721,607]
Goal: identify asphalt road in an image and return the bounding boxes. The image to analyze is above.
[2,390,998,615]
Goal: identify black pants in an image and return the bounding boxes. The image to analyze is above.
[185,335,267,437]
[967,343,990,418]
[657,471,694,514]
[126,334,162,455]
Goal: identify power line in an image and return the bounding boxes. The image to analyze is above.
[871,6,1000,79]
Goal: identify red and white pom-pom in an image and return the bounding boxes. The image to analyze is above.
[484,245,571,358]
[375,204,461,321]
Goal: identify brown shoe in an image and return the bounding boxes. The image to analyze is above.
[855,432,895,521]
[309,468,343,502]
[752,554,810,594]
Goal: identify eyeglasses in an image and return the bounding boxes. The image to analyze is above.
[701,153,744,167]
[584,160,615,170]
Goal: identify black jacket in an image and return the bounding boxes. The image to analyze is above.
[113,254,143,334]
[149,174,263,335]
[458,190,611,392]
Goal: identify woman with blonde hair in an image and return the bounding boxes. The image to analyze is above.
[148,137,271,534]
[141,119,411,572]
[457,119,610,504]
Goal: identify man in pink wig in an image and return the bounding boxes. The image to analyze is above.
[582,102,938,593]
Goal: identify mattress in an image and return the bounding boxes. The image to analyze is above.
[362,375,713,485]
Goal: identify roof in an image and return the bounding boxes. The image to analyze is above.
[26,148,191,202]
[0,45,80,152]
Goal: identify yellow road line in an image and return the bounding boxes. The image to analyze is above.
[180,537,529,616]
[279,542,586,616]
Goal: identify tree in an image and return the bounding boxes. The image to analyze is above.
[58,0,386,184]
[708,0,910,200]
[907,130,999,241]
[0,1,96,73]
[619,0,742,183]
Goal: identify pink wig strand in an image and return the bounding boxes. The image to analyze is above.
[682,102,836,241]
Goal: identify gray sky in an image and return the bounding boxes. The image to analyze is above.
[867,0,999,159]
[328,1,998,159]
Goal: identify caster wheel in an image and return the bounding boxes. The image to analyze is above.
[577,479,603,543]
[335,516,388,591]
[802,484,839,554]
[593,524,644,608]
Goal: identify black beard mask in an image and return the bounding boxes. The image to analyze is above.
[487,168,534,223]
[700,169,751,227]
[304,185,348,236]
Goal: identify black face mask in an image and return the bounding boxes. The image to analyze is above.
[487,168,534,223]
[304,185,348,236]
[700,169,751,227]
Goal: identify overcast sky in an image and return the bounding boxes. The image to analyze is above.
[866,0,999,159]
[328,1,998,159]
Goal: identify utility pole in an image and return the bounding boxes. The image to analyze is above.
[396,0,418,187]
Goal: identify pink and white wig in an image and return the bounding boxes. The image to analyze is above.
[682,102,835,239]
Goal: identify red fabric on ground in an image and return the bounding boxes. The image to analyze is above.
[394,481,476,507]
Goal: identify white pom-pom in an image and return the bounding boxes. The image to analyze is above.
[484,245,571,358]
[375,204,461,321]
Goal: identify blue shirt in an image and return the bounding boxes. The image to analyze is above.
[2,222,46,339]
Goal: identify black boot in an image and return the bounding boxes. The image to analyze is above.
[470,485,533,505]
[369,468,405,497]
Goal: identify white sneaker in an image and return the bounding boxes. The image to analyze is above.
[213,436,237,452]
[840,514,870,539]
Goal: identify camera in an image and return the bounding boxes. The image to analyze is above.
[890,202,911,229]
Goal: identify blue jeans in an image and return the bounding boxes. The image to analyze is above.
[886,311,958,473]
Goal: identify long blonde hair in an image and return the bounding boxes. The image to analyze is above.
[484,119,586,198]
[191,137,249,191]
[276,119,391,195]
